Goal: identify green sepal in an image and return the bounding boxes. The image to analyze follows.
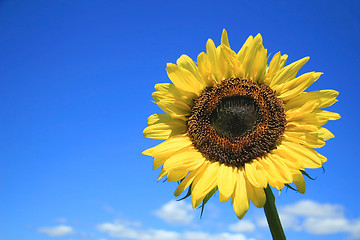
[300,170,316,180]
[199,187,218,218]
[177,183,192,201]
[285,183,298,192]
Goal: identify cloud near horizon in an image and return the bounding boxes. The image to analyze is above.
[37,224,74,237]
[257,200,360,239]
[96,220,253,240]
[153,200,195,225]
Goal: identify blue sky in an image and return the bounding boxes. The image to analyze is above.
[1,0,359,240]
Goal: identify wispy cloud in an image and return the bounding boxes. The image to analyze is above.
[96,220,253,240]
[97,221,179,240]
[257,200,360,239]
[182,231,252,240]
[229,220,256,233]
[153,200,194,225]
[37,225,74,237]
[281,200,344,218]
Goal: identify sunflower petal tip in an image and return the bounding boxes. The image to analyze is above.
[254,33,263,41]
[235,210,248,220]
[221,29,230,47]
[166,62,176,70]
[191,199,197,209]
[142,149,150,155]
[206,38,216,47]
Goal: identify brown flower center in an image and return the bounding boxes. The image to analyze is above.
[187,78,286,167]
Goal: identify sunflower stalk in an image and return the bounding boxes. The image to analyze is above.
[263,185,286,240]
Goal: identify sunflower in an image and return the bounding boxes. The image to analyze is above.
[143,30,340,219]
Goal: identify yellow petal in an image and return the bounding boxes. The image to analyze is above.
[293,172,306,193]
[217,164,237,202]
[221,29,230,48]
[284,132,325,148]
[191,162,219,208]
[197,52,215,87]
[270,56,309,88]
[273,146,301,171]
[206,39,222,82]
[176,55,202,83]
[263,52,288,85]
[287,109,341,127]
[249,40,267,81]
[286,121,318,132]
[143,114,186,140]
[318,127,335,141]
[163,150,205,172]
[232,169,249,219]
[245,178,266,208]
[315,110,341,120]
[286,123,334,142]
[142,135,192,157]
[244,162,267,188]
[269,181,285,191]
[167,63,203,95]
[153,83,195,107]
[167,168,189,182]
[240,34,267,82]
[276,72,322,100]
[156,98,191,118]
[158,167,167,181]
[281,141,326,169]
[267,154,293,183]
[260,157,288,183]
[286,101,320,122]
[174,164,206,197]
[217,45,238,79]
[146,112,174,125]
[153,157,166,170]
[285,90,339,110]
[238,35,254,63]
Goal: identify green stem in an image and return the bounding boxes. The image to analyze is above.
[263,185,286,240]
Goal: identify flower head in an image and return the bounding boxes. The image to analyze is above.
[143,30,340,219]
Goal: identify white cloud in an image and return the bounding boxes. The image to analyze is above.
[183,231,249,240]
[97,221,253,240]
[278,212,301,231]
[37,225,74,237]
[303,216,360,239]
[153,200,194,225]
[255,214,267,229]
[97,222,140,239]
[256,199,360,239]
[256,214,299,231]
[349,220,360,239]
[229,220,256,233]
[303,217,348,235]
[97,221,179,240]
[282,200,360,238]
[280,200,344,218]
